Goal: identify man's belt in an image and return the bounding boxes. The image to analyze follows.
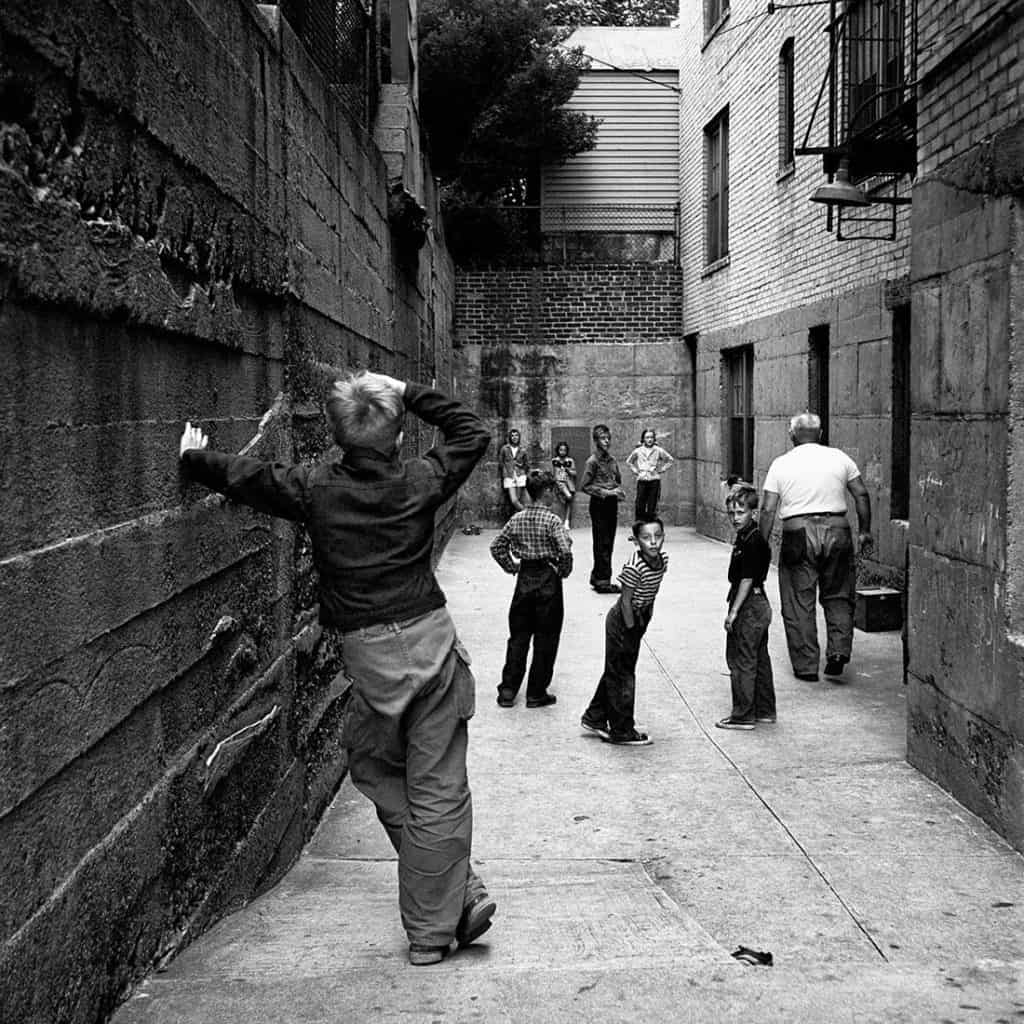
[781,511,850,530]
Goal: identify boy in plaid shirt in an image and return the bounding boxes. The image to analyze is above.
[490,470,573,708]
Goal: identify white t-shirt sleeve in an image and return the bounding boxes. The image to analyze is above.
[762,459,780,494]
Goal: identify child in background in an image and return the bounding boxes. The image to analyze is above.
[580,424,626,593]
[490,470,573,709]
[550,441,577,528]
[717,482,776,730]
[498,428,530,515]
[626,428,674,521]
[580,517,669,745]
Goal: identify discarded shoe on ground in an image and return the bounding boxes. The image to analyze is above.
[731,945,773,966]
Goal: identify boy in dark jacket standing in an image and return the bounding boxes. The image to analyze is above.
[717,482,776,730]
[580,423,626,593]
[179,372,495,966]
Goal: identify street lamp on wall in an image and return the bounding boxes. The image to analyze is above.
[809,156,870,208]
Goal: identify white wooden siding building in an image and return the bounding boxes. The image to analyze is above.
[541,26,681,250]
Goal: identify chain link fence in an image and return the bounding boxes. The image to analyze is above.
[279,0,379,129]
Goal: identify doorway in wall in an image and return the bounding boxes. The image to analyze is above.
[808,324,830,444]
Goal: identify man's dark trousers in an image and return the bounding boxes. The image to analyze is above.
[589,495,619,587]
[499,562,564,700]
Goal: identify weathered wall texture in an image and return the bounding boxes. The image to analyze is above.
[905,3,1024,852]
[455,265,693,527]
[0,1,456,1021]
[678,0,911,588]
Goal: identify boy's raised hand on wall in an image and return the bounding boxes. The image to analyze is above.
[179,421,209,458]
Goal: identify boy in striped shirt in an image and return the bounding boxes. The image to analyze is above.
[581,517,668,745]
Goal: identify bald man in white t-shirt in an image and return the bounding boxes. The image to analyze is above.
[758,413,873,682]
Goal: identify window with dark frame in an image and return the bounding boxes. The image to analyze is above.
[724,346,754,483]
[846,0,906,136]
[890,304,911,519]
[705,0,730,36]
[778,38,795,172]
[705,108,729,265]
[808,325,830,445]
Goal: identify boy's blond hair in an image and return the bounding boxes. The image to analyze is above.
[726,480,759,510]
[326,372,404,451]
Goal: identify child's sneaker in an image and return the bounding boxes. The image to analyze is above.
[408,943,450,966]
[580,716,610,739]
[715,716,755,730]
[604,730,652,745]
[755,713,777,724]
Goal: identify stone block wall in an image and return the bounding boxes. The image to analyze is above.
[0,1,456,1021]
[905,2,1024,852]
[454,264,692,528]
[693,282,909,590]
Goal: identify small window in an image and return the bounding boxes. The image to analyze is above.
[724,345,754,482]
[778,39,795,172]
[890,304,911,519]
[705,108,730,265]
[704,0,730,36]
[808,325,830,445]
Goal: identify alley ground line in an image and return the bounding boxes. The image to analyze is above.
[644,635,891,962]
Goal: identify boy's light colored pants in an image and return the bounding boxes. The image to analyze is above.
[335,607,487,948]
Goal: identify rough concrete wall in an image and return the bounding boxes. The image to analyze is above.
[906,107,1024,851]
[0,1,456,1021]
[693,282,908,591]
[456,341,695,527]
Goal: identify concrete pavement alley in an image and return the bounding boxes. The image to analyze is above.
[115,528,1024,1023]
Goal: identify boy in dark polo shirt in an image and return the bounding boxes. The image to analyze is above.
[580,423,626,593]
[717,482,776,730]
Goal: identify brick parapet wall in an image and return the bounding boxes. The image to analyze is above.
[456,264,683,347]
[0,1,455,1020]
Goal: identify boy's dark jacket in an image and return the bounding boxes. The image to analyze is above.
[182,382,490,630]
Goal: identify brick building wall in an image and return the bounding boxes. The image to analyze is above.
[454,265,693,526]
[0,2,456,1021]
[679,0,912,592]
[905,3,1024,851]
[457,264,683,347]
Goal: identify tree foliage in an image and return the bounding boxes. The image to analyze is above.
[418,0,601,263]
[545,0,679,27]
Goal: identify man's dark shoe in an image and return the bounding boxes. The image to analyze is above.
[526,693,557,708]
[496,691,515,708]
[755,713,777,724]
[824,657,847,678]
[794,671,819,682]
[592,583,622,594]
[456,894,496,948]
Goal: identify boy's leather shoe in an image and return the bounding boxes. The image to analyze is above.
[496,691,515,707]
[408,943,450,966]
[794,672,819,681]
[526,693,557,708]
[824,657,847,678]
